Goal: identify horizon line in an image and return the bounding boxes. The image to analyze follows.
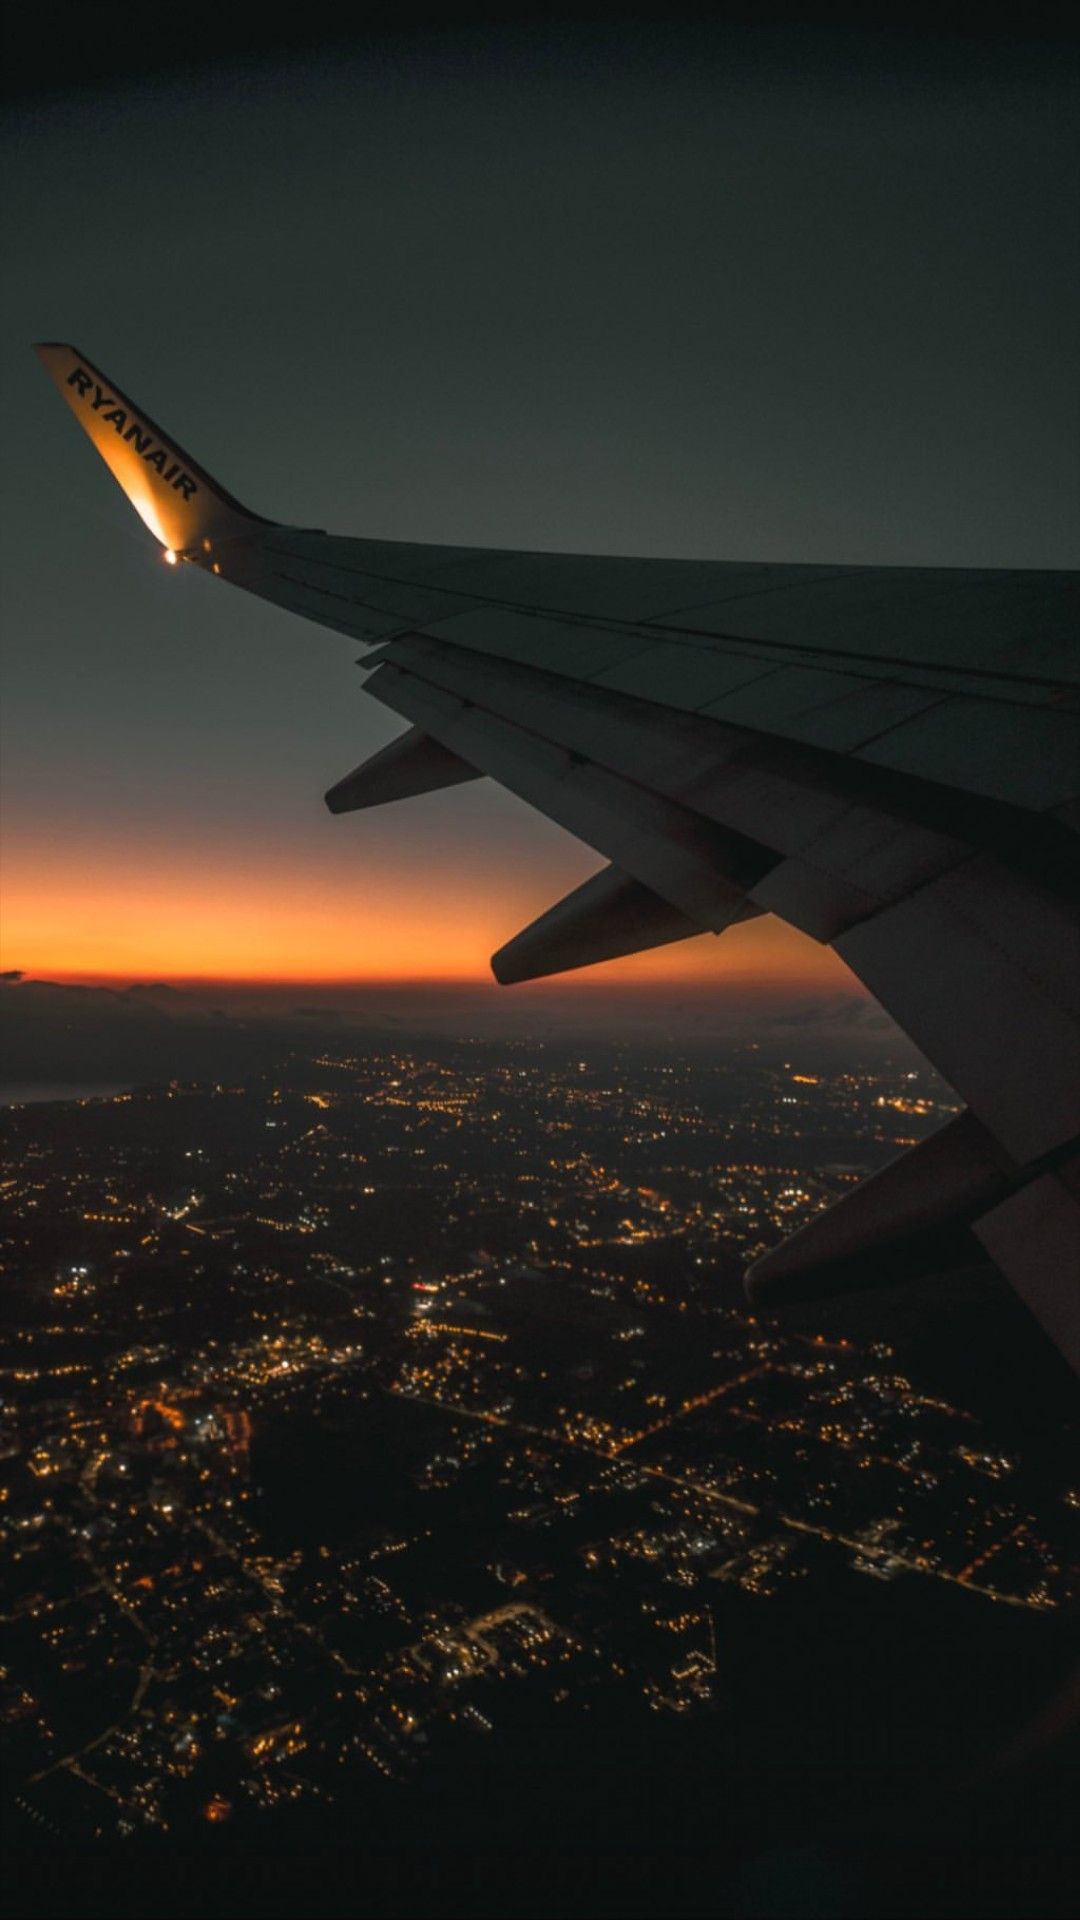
[8,968,868,997]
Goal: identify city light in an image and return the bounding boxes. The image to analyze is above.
[1,1041,1072,1854]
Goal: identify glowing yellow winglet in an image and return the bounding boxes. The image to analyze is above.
[33,343,274,554]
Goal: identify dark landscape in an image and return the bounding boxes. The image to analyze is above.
[2,1031,1077,1917]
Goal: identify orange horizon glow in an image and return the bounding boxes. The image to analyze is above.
[4,936,859,998]
[2,843,861,996]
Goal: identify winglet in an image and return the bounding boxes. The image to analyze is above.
[34,343,274,555]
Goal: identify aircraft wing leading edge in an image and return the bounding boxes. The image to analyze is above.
[34,343,1080,1371]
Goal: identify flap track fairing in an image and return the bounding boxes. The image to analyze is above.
[491,861,759,985]
[325,727,481,814]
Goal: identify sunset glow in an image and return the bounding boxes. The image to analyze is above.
[3,850,848,992]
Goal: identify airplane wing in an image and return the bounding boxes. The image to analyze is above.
[34,344,1080,1370]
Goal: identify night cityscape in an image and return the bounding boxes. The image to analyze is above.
[4,9,1079,1917]
[3,1038,1077,1915]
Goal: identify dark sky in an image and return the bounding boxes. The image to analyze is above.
[2,13,1077,986]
